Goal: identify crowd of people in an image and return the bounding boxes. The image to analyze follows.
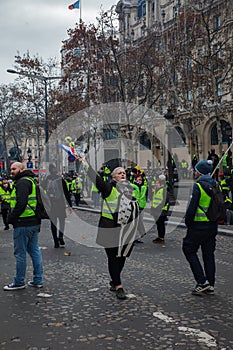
[0,151,231,298]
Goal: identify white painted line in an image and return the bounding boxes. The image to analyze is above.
[153,311,219,348]
[37,293,53,298]
[178,326,217,348]
[88,288,99,292]
[153,311,176,323]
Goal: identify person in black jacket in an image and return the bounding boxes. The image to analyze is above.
[3,162,43,291]
[77,157,139,300]
[183,160,218,296]
[43,164,72,248]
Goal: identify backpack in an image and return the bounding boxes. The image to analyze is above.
[46,178,62,200]
[197,181,226,222]
[26,178,51,220]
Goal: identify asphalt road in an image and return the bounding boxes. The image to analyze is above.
[0,210,233,350]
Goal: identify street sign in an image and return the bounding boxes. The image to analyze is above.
[27,161,33,169]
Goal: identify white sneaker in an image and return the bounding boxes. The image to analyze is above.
[204,286,215,295]
[3,283,26,291]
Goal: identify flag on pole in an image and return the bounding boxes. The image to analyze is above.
[68,0,80,9]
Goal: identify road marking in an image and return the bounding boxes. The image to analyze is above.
[37,293,53,298]
[153,311,218,348]
[88,288,99,292]
[178,327,217,348]
[153,312,176,323]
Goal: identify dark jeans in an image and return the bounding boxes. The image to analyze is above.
[105,247,126,286]
[182,226,217,286]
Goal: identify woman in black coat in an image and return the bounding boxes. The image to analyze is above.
[77,157,139,300]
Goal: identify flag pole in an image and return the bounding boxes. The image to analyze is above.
[211,141,233,177]
[79,0,82,23]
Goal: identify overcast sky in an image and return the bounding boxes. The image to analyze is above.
[0,0,115,84]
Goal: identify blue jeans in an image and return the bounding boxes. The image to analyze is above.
[13,225,43,286]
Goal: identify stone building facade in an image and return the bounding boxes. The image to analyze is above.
[116,0,233,162]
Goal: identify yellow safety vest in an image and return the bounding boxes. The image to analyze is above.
[102,187,120,220]
[194,183,211,222]
[0,187,11,203]
[151,188,168,211]
[10,177,37,218]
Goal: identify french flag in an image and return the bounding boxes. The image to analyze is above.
[68,0,80,10]
[57,143,76,162]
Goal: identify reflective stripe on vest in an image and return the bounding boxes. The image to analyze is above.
[10,177,37,218]
[194,183,211,222]
[220,179,230,191]
[102,187,120,220]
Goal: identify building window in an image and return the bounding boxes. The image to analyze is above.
[103,127,118,140]
[187,58,192,72]
[187,90,193,101]
[217,79,222,97]
[139,131,151,150]
[211,120,232,145]
[138,0,146,18]
[214,15,221,31]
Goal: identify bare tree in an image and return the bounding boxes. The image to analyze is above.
[161,0,233,157]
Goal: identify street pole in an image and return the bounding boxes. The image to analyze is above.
[164,109,176,205]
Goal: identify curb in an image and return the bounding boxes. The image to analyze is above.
[75,204,233,238]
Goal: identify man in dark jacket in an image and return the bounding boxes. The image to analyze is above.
[3,162,43,291]
[183,159,218,295]
[43,164,72,248]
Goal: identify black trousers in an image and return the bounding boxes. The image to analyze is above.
[105,247,126,286]
[1,208,9,228]
[74,193,81,206]
[182,226,217,286]
[156,215,167,239]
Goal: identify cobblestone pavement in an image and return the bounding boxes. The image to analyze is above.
[0,210,233,350]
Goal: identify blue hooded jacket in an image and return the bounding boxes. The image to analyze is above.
[185,174,218,228]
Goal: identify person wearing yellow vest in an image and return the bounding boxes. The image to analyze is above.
[150,174,170,244]
[76,156,139,300]
[183,159,218,296]
[3,162,43,291]
[0,178,12,230]
[224,195,233,225]
[219,173,230,198]
[71,176,82,206]
[181,159,188,179]
[130,173,148,243]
